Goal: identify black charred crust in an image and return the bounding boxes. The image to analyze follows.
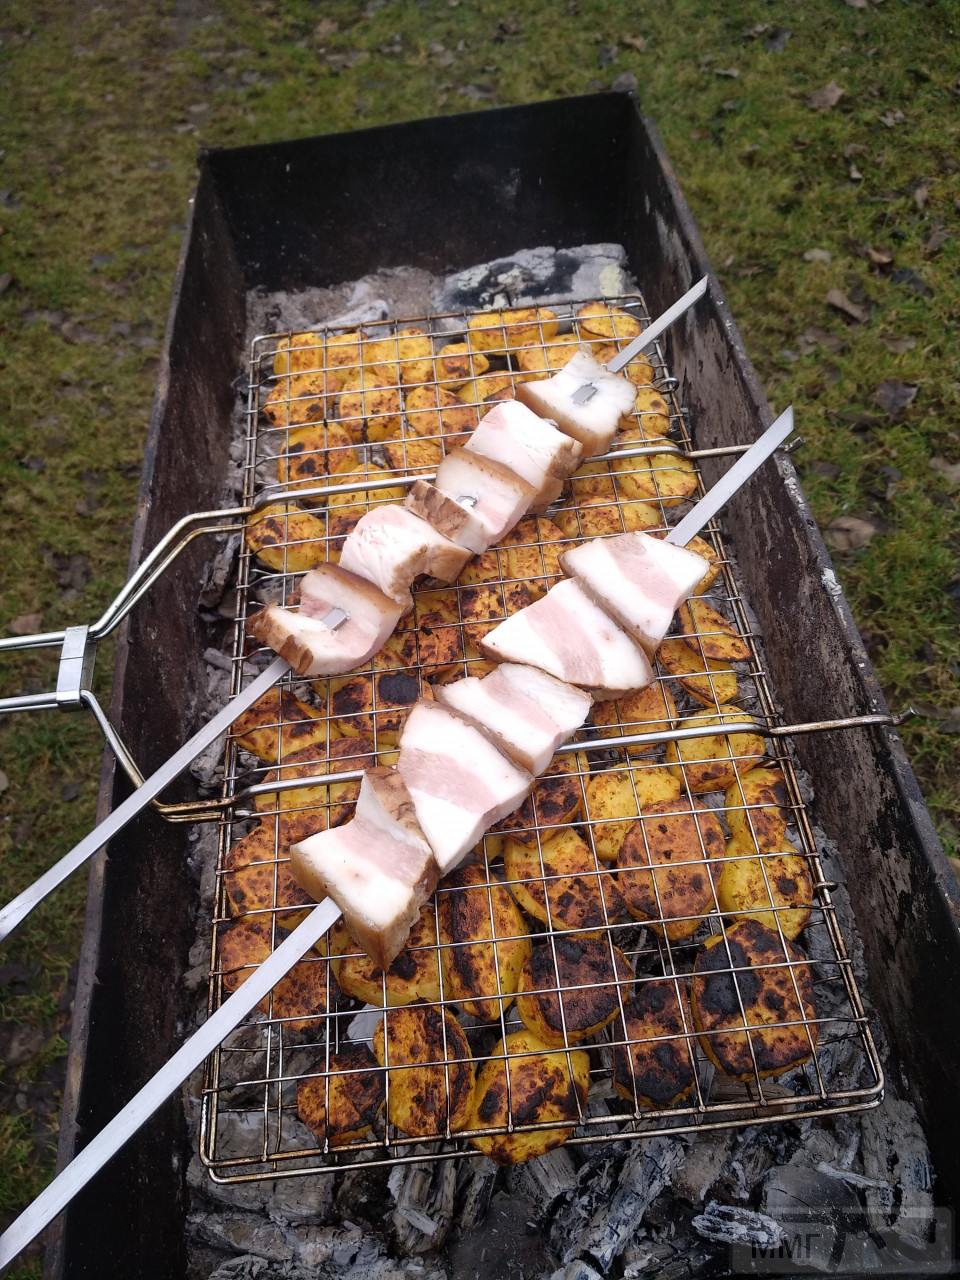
[511,1071,567,1126]
[390,950,419,981]
[332,679,368,717]
[695,936,762,1015]
[612,983,695,1105]
[477,1082,503,1123]
[533,774,581,825]
[378,670,420,706]
[527,938,632,1033]
[775,874,798,896]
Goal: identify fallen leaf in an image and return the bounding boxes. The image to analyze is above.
[9,612,43,635]
[621,34,647,51]
[611,71,638,93]
[803,248,832,263]
[924,225,950,254]
[597,43,619,67]
[799,326,848,355]
[715,66,740,78]
[891,266,933,297]
[807,80,845,111]
[880,334,916,354]
[913,183,929,210]
[864,245,893,266]
[825,288,868,323]
[874,379,918,417]
[314,17,338,38]
[879,108,905,127]
[824,515,880,551]
[930,456,960,488]
[61,782,81,802]
[848,161,864,181]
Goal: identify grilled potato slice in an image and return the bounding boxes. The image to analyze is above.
[487,751,587,853]
[435,342,490,389]
[244,502,329,573]
[333,363,402,443]
[331,907,440,1007]
[589,682,678,758]
[497,516,565,599]
[413,585,461,628]
[503,828,624,934]
[404,383,478,445]
[263,370,333,428]
[515,333,583,375]
[665,706,765,793]
[296,1044,384,1146]
[568,459,616,503]
[233,687,330,764]
[255,737,372,826]
[373,1002,474,1136]
[276,421,359,490]
[617,798,725,939]
[384,435,443,471]
[685,534,722,593]
[657,638,739,707]
[577,301,643,343]
[724,766,790,848]
[273,330,362,380]
[585,764,683,863]
[466,306,560,355]
[416,621,464,680]
[467,1029,589,1164]
[218,919,328,1032]
[437,864,531,1021]
[223,820,316,928]
[363,326,434,388]
[717,833,812,940]
[613,451,697,506]
[458,373,516,406]
[516,935,634,1046]
[552,495,662,539]
[627,386,672,438]
[611,980,696,1108]
[325,463,405,520]
[678,598,750,663]
[691,919,818,1079]
[327,666,420,746]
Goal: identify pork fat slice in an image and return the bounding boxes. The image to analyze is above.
[560,531,708,656]
[398,700,533,874]
[480,577,653,699]
[290,766,437,969]
[247,563,402,677]
[404,478,488,555]
[431,449,535,552]
[516,349,635,457]
[437,663,591,775]
[339,504,471,608]
[465,400,583,511]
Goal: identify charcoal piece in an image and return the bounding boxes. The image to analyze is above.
[549,1156,619,1262]
[691,1201,783,1251]
[859,1095,935,1233]
[548,1262,604,1280]
[763,1164,877,1271]
[508,1146,578,1219]
[563,1138,685,1269]
[186,1155,334,1225]
[455,1157,499,1231]
[187,1210,294,1263]
[438,244,631,312]
[389,1156,458,1255]
[671,1131,734,1206]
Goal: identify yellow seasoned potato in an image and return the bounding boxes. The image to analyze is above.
[613,451,697,506]
[435,342,490,389]
[218,919,328,1032]
[223,819,317,928]
[327,665,420,747]
[585,763,682,863]
[515,333,582,375]
[497,516,565,598]
[296,1044,384,1146]
[263,370,333,428]
[324,463,405,522]
[277,422,360,491]
[255,736,372,826]
[628,386,672,438]
[373,1003,474,1136]
[678,598,750,663]
[244,502,329,573]
[657,638,739,707]
[384,435,443,471]
[437,864,531,1021]
[717,833,812,940]
[413,585,461,628]
[467,1028,589,1164]
[684,534,722,593]
[466,306,559,355]
[331,907,440,1007]
[568,459,616,503]
[577,301,643,343]
[273,329,362,379]
[589,682,678,758]
[232,687,330,764]
[611,979,697,1108]
[516,935,634,1046]
[503,828,624,933]
[691,919,818,1080]
[416,620,464,681]
[487,752,587,854]
[665,706,765,793]
[363,326,434,387]
[334,363,403,444]
[724,766,790,848]
[617,797,726,939]
[404,383,478,445]
[458,373,516,406]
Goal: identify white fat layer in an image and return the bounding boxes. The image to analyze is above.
[433,450,532,550]
[292,823,414,929]
[396,789,486,874]
[466,401,582,502]
[339,506,466,606]
[496,663,593,728]
[355,772,434,864]
[517,349,635,456]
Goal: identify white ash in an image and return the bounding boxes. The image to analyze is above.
[180,245,937,1279]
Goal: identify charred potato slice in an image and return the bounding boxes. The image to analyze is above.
[657,638,739,708]
[497,516,565,599]
[416,621,464,681]
[467,1029,589,1164]
[244,502,329,573]
[364,327,434,388]
[277,421,359,489]
[373,1002,473,1136]
[296,1044,384,1146]
[691,919,818,1079]
[437,864,531,1021]
[617,798,725,939]
[576,301,643,343]
[678,598,750,663]
[404,383,478,445]
[263,370,332,427]
[384,434,444,471]
[255,737,373,826]
[724,766,790,848]
[664,706,765,793]
[487,751,587,853]
[585,764,682,863]
[686,535,722,593]
[613,451,697,506]
[218,918,328,1032]
[233,687,330,764]
[458,373,516,406]
[503,827,624,934]
[331,907,440,1007]
[413,586,461,628]
[328,667,420,746]
[623,387,671,439]
[718,833,812,940]
[516,935,634,1046]
[612,979,696,1108]
[435,342,490,389]
[273,329,363,381]
[223,820,316,928]
[589,682,678,758]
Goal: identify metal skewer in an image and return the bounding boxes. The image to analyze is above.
[0,406,800,1269]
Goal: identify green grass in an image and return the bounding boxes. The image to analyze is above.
[1,0,958,1266]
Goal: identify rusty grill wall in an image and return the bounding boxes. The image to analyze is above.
[199,296,882,1182]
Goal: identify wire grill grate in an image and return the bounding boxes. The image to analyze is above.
[199,296,882,1182]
